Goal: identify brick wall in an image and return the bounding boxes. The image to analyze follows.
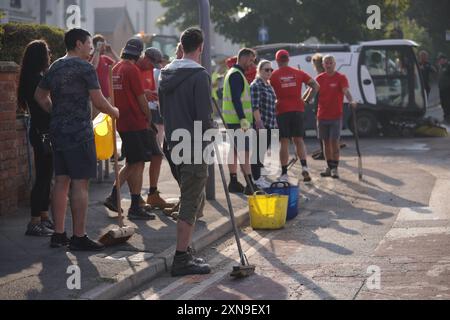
[0,61,32,216]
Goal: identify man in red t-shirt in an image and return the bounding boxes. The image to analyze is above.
[104,39,163,221]
[270,50,319,183]
[316,55,357,179]
[135,47,173,210]
[91,35,119,100]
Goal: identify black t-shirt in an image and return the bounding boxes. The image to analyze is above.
[25,73,51,136]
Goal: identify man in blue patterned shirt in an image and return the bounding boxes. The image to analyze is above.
[35,28,119,251]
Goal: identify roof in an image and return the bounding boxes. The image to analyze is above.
[359,39,419,47]
[95,7,134,34]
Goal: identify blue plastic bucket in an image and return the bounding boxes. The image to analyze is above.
[264,182,299,220]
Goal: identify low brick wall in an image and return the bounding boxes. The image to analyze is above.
[0,61,33,216]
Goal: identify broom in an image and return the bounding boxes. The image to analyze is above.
[99,66,135,246]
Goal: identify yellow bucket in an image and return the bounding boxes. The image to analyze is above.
[93,114,114,161]
[248,192,289,230]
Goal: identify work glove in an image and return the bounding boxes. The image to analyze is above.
[240,118,251,131]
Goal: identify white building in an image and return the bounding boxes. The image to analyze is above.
[0,0,241,57]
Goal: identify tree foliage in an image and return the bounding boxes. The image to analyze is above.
[153,0,449,56]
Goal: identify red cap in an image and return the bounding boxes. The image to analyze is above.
[226,56,238,69]
[276,49,290,62]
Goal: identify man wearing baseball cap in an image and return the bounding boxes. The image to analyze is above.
[135,47,174,210]
[271,49,320,183]
[104,38,162,220]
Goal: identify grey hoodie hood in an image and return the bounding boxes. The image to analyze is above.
[159,59,205,95]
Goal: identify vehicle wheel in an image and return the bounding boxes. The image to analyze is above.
[349,111,378,137]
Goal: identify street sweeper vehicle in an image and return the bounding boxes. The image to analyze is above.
[255,40,430,137]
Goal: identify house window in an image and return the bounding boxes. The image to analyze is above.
[10,0,22,9]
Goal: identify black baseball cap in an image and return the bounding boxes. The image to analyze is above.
[123,38,144,57]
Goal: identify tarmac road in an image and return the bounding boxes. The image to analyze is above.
[125,105,450,300]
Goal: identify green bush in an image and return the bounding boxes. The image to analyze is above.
[0,23,66,64]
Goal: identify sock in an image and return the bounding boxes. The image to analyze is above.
[175,250,186,256]
[334,160,340,168]
[327,161,333,169]
[282,166,288,175]
[230,173,238,183]
[131,194,141,209]
[111,186,118,200]
[148,187,157,195]
[301,160,308,170]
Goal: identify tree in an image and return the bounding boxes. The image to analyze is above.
[153,0,447,53]
[154,0,382,45]
[407,0,450,56]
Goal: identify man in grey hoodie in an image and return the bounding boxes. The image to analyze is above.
[159,27,213,277]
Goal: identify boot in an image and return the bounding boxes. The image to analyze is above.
[147,191,173,209]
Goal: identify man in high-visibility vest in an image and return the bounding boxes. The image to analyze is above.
[222,48,259,195]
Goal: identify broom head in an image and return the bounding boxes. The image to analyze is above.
[99,226,136,246]
[230,264,256,279]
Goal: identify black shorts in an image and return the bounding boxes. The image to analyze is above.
[151,109,164,125]
[54,140,97,180]
[277,112,305,139]
[119,129,163,164]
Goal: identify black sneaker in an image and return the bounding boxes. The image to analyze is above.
[69,235,105,252]
[302,170,312,183]
[50,232,70,248]
[312,151,325,161]
[228,181,245,194]
[104,196,123,213]
[320,168,332,177]
[26,222,54,237]
[41,219,55,230]
[187,246,206,264]
[128,206,156,221]
[171,252,211,277]
[244,184,260,196]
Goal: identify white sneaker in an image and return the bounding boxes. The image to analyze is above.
[255,177,271,189]
[278,174,289,182]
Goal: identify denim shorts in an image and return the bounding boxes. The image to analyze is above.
[53,140,97,180]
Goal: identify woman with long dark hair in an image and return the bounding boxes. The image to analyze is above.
[17,40,54,237]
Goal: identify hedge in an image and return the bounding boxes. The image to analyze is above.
[0,23,66,64]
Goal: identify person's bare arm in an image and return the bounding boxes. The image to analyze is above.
[105,44,120,63]
[89,89,120,118]
[304,79,320,103]
[34,87,52,113]
[91,49,100,69]
[343,88,357,108]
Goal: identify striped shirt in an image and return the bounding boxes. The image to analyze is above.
[250,77,278,129]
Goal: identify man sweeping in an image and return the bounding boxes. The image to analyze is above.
[159,27,213,277]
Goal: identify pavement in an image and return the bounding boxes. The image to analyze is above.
[0,141,252,300]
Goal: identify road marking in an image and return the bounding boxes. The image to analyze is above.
[176,230,280,301]
[136,228,283,300]
[396,179,450,222]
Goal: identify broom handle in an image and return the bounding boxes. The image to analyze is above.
[109,66,124,228]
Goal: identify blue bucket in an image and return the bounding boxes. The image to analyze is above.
[264,182,299,220]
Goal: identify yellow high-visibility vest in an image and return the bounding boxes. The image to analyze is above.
[222,67,253,125]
